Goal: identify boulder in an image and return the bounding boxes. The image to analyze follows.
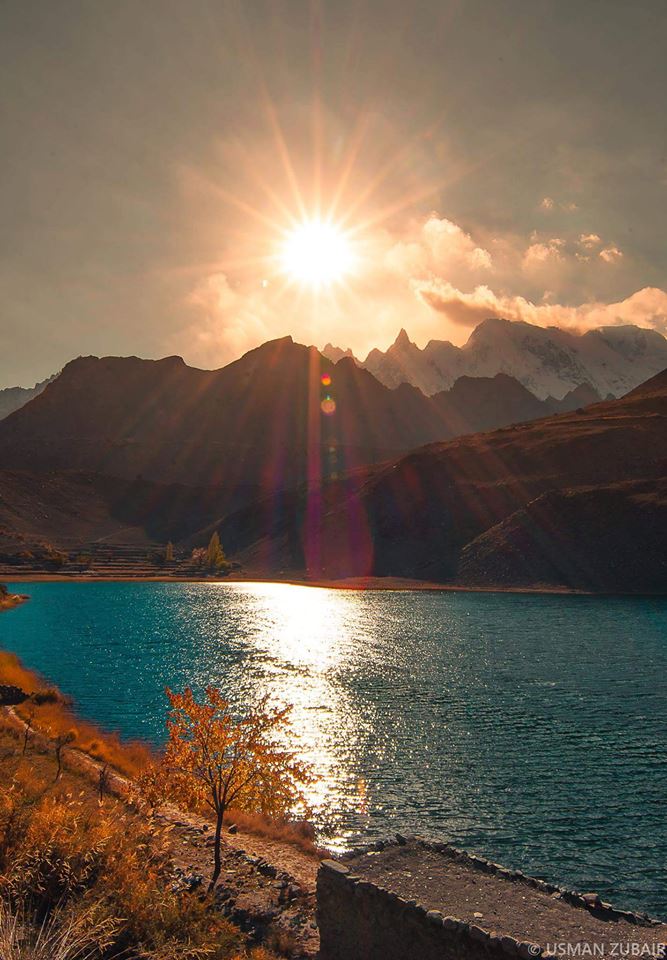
[0,684,28,706]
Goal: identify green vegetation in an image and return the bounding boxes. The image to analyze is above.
[206,531,227,570]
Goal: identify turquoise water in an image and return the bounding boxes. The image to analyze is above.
[1,582,666,916]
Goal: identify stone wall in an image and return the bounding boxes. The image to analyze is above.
[316,837,661,960]
[317,857,498,960]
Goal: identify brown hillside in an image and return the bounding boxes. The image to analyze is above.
[209,369,667,590]
[0,340,575,488]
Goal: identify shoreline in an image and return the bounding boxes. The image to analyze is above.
[0,572,584,595]
[0,591,29,611]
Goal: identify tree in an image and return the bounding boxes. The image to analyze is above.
[22,705,35,755]
[149,687,312,890]
[53,729,77,780]
[205,532,226,571]
[98,763,111,803]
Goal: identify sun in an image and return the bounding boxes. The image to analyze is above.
[280,219,355,288]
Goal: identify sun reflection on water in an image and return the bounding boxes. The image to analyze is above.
[212,582,379,840]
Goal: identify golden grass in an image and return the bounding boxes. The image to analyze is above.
[0,729,277,959]
[0,899,119,960]
[0,652,153,780]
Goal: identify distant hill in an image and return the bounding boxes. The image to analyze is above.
[207,368,667,592]
[0,338,578,488]
[0,375,55,420]
[323,319,667,399]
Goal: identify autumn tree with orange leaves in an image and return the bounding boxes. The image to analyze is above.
[147,686,312,890]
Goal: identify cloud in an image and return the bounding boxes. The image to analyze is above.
[579,233,602,248]
[523,238,565,266]
[181,208,661,364]
[180,272,274,367]
[599,244,623,263]
[384,214,493,279]
[539,197,579,213]
[414,280,667,334]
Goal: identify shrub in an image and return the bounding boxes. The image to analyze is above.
[142,687,312,889]
[32,689,72,707]
[0,777,246,959]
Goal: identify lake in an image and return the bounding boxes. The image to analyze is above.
[1,581,666,916]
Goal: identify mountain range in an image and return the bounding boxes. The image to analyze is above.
[323,318,667,400]
[0,338,593,490]
[1,331,666,592]
[210,369,667,592]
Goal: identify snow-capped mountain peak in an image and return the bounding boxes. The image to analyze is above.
[323,318,667,399]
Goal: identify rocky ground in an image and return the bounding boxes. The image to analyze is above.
[164,816,319,957]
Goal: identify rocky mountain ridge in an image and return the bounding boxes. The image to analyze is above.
[0,375,55,420]
[323,318,667,400]
[0,338,591,488]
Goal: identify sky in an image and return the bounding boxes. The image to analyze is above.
[1,0,667,388]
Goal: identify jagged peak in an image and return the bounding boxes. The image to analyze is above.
[424,337,456,351]
[254,334,295,349]
[393,328,415,349]
[322,343,355,362]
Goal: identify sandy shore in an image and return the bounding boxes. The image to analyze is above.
[0,572,581,594]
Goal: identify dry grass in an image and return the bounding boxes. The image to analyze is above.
[0,900,118,960]
[0,727,277,959]
[0,652,153,780]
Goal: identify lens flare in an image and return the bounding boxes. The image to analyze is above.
[321,374,332,386]
[321,397,336,416]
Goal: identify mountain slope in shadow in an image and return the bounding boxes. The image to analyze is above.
[0,338,577,488]
[207,368,667,592]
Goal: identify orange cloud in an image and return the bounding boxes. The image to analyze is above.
[180,209,660,364]
[599,245,623,263]
[414,280,667,334]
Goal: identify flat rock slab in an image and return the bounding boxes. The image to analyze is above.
[346,842,667,952]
